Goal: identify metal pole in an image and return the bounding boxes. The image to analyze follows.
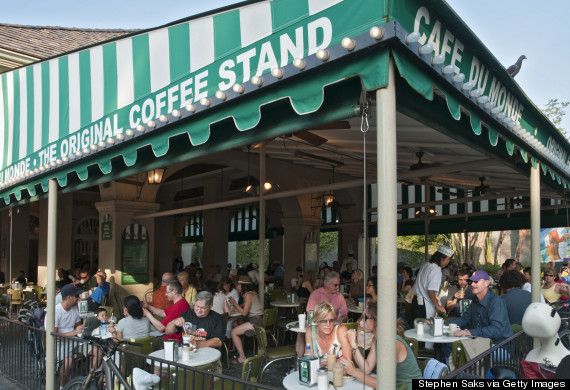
[424,182,429,262]
[9,207,12,285]
[376,56,397,390]
[46,179,58,390]
[259,146,266,308]
[530,165,541,303]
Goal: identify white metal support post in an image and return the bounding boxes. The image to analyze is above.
[259,146,267,307]
[46,179,58,390]
[376,56,397,390]
[530,164,541,348]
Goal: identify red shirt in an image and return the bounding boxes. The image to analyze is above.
[162,298,191,344]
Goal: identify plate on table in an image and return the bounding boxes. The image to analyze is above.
[343,375,355,381]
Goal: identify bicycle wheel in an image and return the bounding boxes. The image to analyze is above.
[63,376,97,390]
[559,329,570,350]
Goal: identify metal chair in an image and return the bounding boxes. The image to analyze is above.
[219,312,230,368]
[8,289,23,317]
[254,325,296,383]
[263,307,278,347]
[213,354,263,389]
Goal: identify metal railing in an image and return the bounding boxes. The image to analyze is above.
[444,330,534,379]
[0,317,280,390]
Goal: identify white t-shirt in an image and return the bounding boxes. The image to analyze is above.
[415,262,443,303]
[212,292,227,315]
[341,257,357,272]
[248,270,259,284]
[55,303,80,334]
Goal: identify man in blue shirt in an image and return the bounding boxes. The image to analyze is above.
[86,270,110,311]
[450,270,512,343]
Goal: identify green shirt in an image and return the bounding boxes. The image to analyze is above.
[396,335,422,389]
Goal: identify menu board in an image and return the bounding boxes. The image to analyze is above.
[121,223,149,284]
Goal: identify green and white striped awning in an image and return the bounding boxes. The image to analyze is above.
[1,0,569,207]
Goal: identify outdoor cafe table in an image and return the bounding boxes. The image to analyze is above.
[347,305,363,314]
[147,347,221,368]
[283,370,374,390]
[270,301,300,308]
[404,328,469,361]
[286,321,307,333]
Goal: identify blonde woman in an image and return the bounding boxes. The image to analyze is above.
[305,302,351,361]
[177,271,197,306]
[297,270,317,300]
[348,269,365,304]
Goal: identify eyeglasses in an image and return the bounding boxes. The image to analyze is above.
[332,284,340,287]
[166,290,174,294]
[366,284,374,287]
[317,319,335,325]
[544,274,555,277]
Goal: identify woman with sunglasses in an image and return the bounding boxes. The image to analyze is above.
[340,303,421,389]
[542,268,570,304]
[305,302,352,362]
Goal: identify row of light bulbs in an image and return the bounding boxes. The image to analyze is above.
[403,29,569,184]
[1,25,391,192]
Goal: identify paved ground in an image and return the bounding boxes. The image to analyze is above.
[0,374,25,390]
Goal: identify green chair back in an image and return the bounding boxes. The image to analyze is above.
[123,336,155,355]
[253,325,268,353]
[263,308,277,330]
[242,354,263,382]
[404,337,419,359]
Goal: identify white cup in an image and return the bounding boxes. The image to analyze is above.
[448,323,458,334]
[416,322,424,336]
[298,314,306,330]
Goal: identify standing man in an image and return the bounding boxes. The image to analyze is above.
[152,272,175,310]
[55,284,84,387]
[142,280,190,344]
[165,291,224,372]
[499,270,532,325]
[413,245,453,348]
[340,249,357,273]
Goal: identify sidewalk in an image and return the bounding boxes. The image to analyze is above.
[0,374,25,390]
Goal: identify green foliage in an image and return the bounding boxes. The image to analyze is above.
[235,240,269,267]
[319,231,338,264]
[477,263,501,276]
[543,99,569,136]
[397,234,451,268]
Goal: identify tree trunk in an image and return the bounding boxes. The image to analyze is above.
[515,229,529,261]
[494,231,507,264]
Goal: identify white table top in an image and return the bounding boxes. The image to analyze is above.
[147,347,221,367]
[286,321,308,333]
[283,371,374,390]
[347,305,363,314]
[404,328,469,344]
[270,301,300,308]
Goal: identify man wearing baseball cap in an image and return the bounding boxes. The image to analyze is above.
[448,270,512,344]
[56,284,84,387]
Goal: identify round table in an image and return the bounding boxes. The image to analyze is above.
[147,347,221,368]
[404,328,469,343]
[283,371,374,390]
[286,321,308,333]
[270,301,300,308]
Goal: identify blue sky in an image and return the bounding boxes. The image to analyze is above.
[3,0,569,131]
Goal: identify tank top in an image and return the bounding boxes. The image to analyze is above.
[297,285,311,298]
[311,324,343,358]
[542,284,561,303]
[396,335,422,388]
[246,291,264,317]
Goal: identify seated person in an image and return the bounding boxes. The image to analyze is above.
[341,314,421,389]
[305,302,351,361]
[542,268,570,304]
[114,295,150,339]
[12,270,27,288]
[365,277,377,304]
[347,270,365,305]
[152,272,175,310]
[449,271,512,343]
[86,270,110,311]
[143,280,190,344]
[177,271,197,306]
[446,270,475,317]
[229,276,264,364]
[500,270,532,326]
[165,291,224,372]
[340,262,354,284]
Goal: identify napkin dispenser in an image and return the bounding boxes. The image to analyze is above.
[430,317,444,337]
[164,340,179,362]
[298,355,319,386]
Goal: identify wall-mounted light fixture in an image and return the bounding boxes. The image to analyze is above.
[147,168,165,184]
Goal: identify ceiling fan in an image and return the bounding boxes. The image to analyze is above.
[251,121,350,148]
[474,176,491,195]
[409,151,440,170]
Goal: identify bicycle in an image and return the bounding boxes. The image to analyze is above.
[18,302,46,376]
[552,301,570,349]
[63,336,160,390]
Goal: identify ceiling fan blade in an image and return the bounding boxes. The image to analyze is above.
[306,121,351,131]
[293,130,328,146]
[251,138,275,149]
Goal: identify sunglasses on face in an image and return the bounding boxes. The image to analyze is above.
[366,284,374,287]
[544,274,555,277]
[317,319,335,325]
